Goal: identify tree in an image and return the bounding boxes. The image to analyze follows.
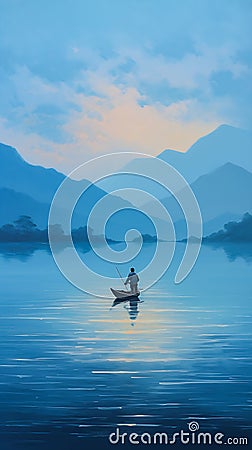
[206,212,252,242]
[14,215,37,233]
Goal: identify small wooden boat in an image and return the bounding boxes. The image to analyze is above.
[110,288,140,299]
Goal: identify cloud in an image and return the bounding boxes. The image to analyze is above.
[0,64,221,174]
[0,0,251,173]
[65,80,220,154]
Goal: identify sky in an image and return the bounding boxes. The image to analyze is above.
[0,0,251,174]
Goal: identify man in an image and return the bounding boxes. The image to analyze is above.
[124,267,139,295]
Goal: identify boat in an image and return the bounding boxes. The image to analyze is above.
[110,288,140,299]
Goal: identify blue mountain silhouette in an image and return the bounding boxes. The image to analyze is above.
[159,162,252,239]
[101,125,252,202]
[1,124,251,240]
[0,143,66,203]
[0,188,49,228]
[0,143,133,230]
[158,124,252,183]
[190,162,252,221]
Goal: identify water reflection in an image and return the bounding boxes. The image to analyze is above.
[111,297,143,325]
[1,242,252,266]
[0,242,51,261]
[0,242,92,262]
[205,242,252,263]
[0,243,252,449]
[222,242,252,263]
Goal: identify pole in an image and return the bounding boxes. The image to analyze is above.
[115,266,127,288]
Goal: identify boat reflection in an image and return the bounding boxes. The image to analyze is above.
[111,297,143,326]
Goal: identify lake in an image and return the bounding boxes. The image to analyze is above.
[0,242,252,449]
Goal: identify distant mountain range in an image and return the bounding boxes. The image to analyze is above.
[0,143,133,230]
[0,188,50,228]
[189,162,252,222]
[99,125,252,236]
[119,125,252,185]
[0,143,66,204]
[159,124,252,182]
[158,162,252,238]
[115,125,252,237]
[0,124,251,240]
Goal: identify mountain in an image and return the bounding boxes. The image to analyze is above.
[146,162,252,238]
[0,143,66,204]
[1,132,251,241]
[0,143,137,233]
[172,212,243,241]
[96,160,170,204]
[190,162,252,222]
[158,125,252,183]
[100,125,252,204]
[0,142,106,204]
[0,188,50,228]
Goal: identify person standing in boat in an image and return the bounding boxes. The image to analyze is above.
[124,267,139,294]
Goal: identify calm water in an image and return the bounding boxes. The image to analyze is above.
[0,243,252,449]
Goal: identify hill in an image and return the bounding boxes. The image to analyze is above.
[189,162,252,222]
[147,162,252,239]
[0,188,50,228]
[0,143,66,204]
[0,143,134,233]
[158,124,252,183]
[102,125,252,206]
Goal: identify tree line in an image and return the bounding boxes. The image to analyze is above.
[0,215,90,243]
[205,212,252,242]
